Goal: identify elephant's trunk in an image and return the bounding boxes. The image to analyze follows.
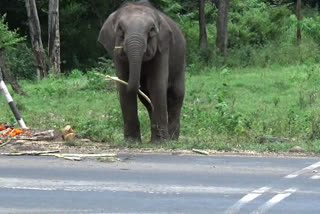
[126,33,146,94]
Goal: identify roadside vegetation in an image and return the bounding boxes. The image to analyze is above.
[1,0,320,153]
[1,64,320,153]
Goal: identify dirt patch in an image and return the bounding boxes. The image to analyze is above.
[0,139,112,154]
[1,140,318,159]
[1,131,319,158]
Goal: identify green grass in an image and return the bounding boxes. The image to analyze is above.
[2,64,320,153]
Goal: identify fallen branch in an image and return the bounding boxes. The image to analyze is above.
[42,153,117,161]
[46,154,82,161]
[0,140,11,147]
[40,153,117,158]
[192,149,209,155]
[0,150,60,156]
[63,156,82,161]
[16,130,55,141]
[0,150,117,161]
[33,130,55,136]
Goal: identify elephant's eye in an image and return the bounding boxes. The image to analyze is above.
[149,26,157,37]
[120,32,125,40]
[117,26,125,40]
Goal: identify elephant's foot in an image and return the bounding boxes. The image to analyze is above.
[124,123,141,142]
[150,124,169,143]
[168,123,180,140]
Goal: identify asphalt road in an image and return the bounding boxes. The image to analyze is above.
[0,153,319,214]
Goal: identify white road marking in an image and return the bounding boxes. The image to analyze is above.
[0,208,94,214]
[250,188,297,214]
[0,177,252,194]
[224,186,271,214]
[310,172,320,180]
[0,208,165,214]
[285,161,320,179]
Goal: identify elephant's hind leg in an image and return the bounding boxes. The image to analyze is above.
[167,84,185,140]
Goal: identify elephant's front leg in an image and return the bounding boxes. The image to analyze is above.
[147,58,169,142]
[118,85,141,142]
[115,60,141,142]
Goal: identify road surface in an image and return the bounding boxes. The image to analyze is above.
[0,153,319,213]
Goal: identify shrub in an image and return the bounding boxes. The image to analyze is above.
[7,43,36,80]
[93,57,114,75]
[0,14,25,49]
[86,69,115,91]
[229,0,291,48]
[68,69,83,79]
[301,15,320,44]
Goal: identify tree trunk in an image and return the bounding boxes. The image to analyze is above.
[199,0,208,52]
[296,0,302,42]
[0,49,27,96]
[216,0,229,58]
[211,0,219,8]
[25,0,47,79]
[48,0,61,74]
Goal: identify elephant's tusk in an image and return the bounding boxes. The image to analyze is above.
[105,75,154,112]
[114,46,123,49]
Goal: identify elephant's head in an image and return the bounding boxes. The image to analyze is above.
[98,1,174,94]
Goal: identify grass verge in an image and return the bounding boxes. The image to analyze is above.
[1,64,320,153]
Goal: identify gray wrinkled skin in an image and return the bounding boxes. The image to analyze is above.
[98,0,186,143]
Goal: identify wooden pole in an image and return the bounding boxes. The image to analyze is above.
[0,68,27,129]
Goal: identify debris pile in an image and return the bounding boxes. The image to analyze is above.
[0,123,60,146]
[0,123,32,145]
[0,124,119,162]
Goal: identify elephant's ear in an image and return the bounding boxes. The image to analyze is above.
[157,14,175,53]
[98,12,116,54]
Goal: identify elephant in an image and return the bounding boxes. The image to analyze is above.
[98,0,186,143]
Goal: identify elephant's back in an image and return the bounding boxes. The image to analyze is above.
[160,12,186,53]
[158,12,186,86]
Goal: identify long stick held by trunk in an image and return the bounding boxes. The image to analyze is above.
[0,69,28,129]
[106,75,154,112]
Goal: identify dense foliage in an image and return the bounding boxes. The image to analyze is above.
[1,0,320,77]
[0,14,25,49]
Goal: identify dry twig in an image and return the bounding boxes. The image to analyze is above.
[192,149,210,155]
[0,150,60,156]
[0,150,117,161]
